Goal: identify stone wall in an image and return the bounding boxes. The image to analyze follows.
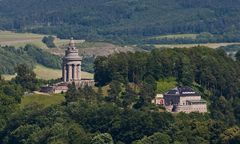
[180,96,201,105]
[175,104,207,113]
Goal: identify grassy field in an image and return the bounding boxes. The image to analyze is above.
[2,74,16,81]
[0,30,137,58]
[149,33,240,49]
[20,86,108,109]
[0,31,45,41]
[0,31,47,48]
[153,34,198,39]
[154,42,240,49]
[2,30,240,50]
[20,93,65,108]
[34,64,63,80]
[0,31,84,49]
[2,64,94,80]
[17,77,175,109]
[34,64,94,80]
[157,77,177,94]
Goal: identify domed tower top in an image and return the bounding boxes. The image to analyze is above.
[68,37,76,50]
[64,37,82,60]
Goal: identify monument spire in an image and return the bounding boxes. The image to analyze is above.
[69,37,75,47]
[62,37,82,83]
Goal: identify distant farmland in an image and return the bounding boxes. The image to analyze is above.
[154,42,240,49]
[152,34,198,40]
[2,64,94,81]
[0,31,84,49]
[148,33,240,49]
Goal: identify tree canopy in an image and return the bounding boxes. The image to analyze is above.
[14,64,37,91]
[0,45,94,74]
[42,36,56,48]
[0,47,240,143]
[1,0,240,44]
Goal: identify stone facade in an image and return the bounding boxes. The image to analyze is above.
[40,83,68,94]
[163,86,207,113]
[53,83,69,93]
[62,38,82,83]
[40,38,94,94]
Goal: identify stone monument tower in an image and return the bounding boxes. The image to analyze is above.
[62,38,82,83]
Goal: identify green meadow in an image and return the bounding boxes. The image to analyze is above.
[20,93,65,108]
[3,64,94,81]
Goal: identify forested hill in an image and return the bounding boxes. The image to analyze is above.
[1,0,240,44]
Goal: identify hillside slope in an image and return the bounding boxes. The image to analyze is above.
[1,0,240,43]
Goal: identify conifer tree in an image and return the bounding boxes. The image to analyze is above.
[65,83,78,103]
[14,64,37,91]
[236,50,240,62]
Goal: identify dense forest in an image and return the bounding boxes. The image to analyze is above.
[0,45,61,74]
[1,0,240,44]
[0,47,240,143]
[1,0,240,143]
[94,47,240,135]
[0,45,94,74]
